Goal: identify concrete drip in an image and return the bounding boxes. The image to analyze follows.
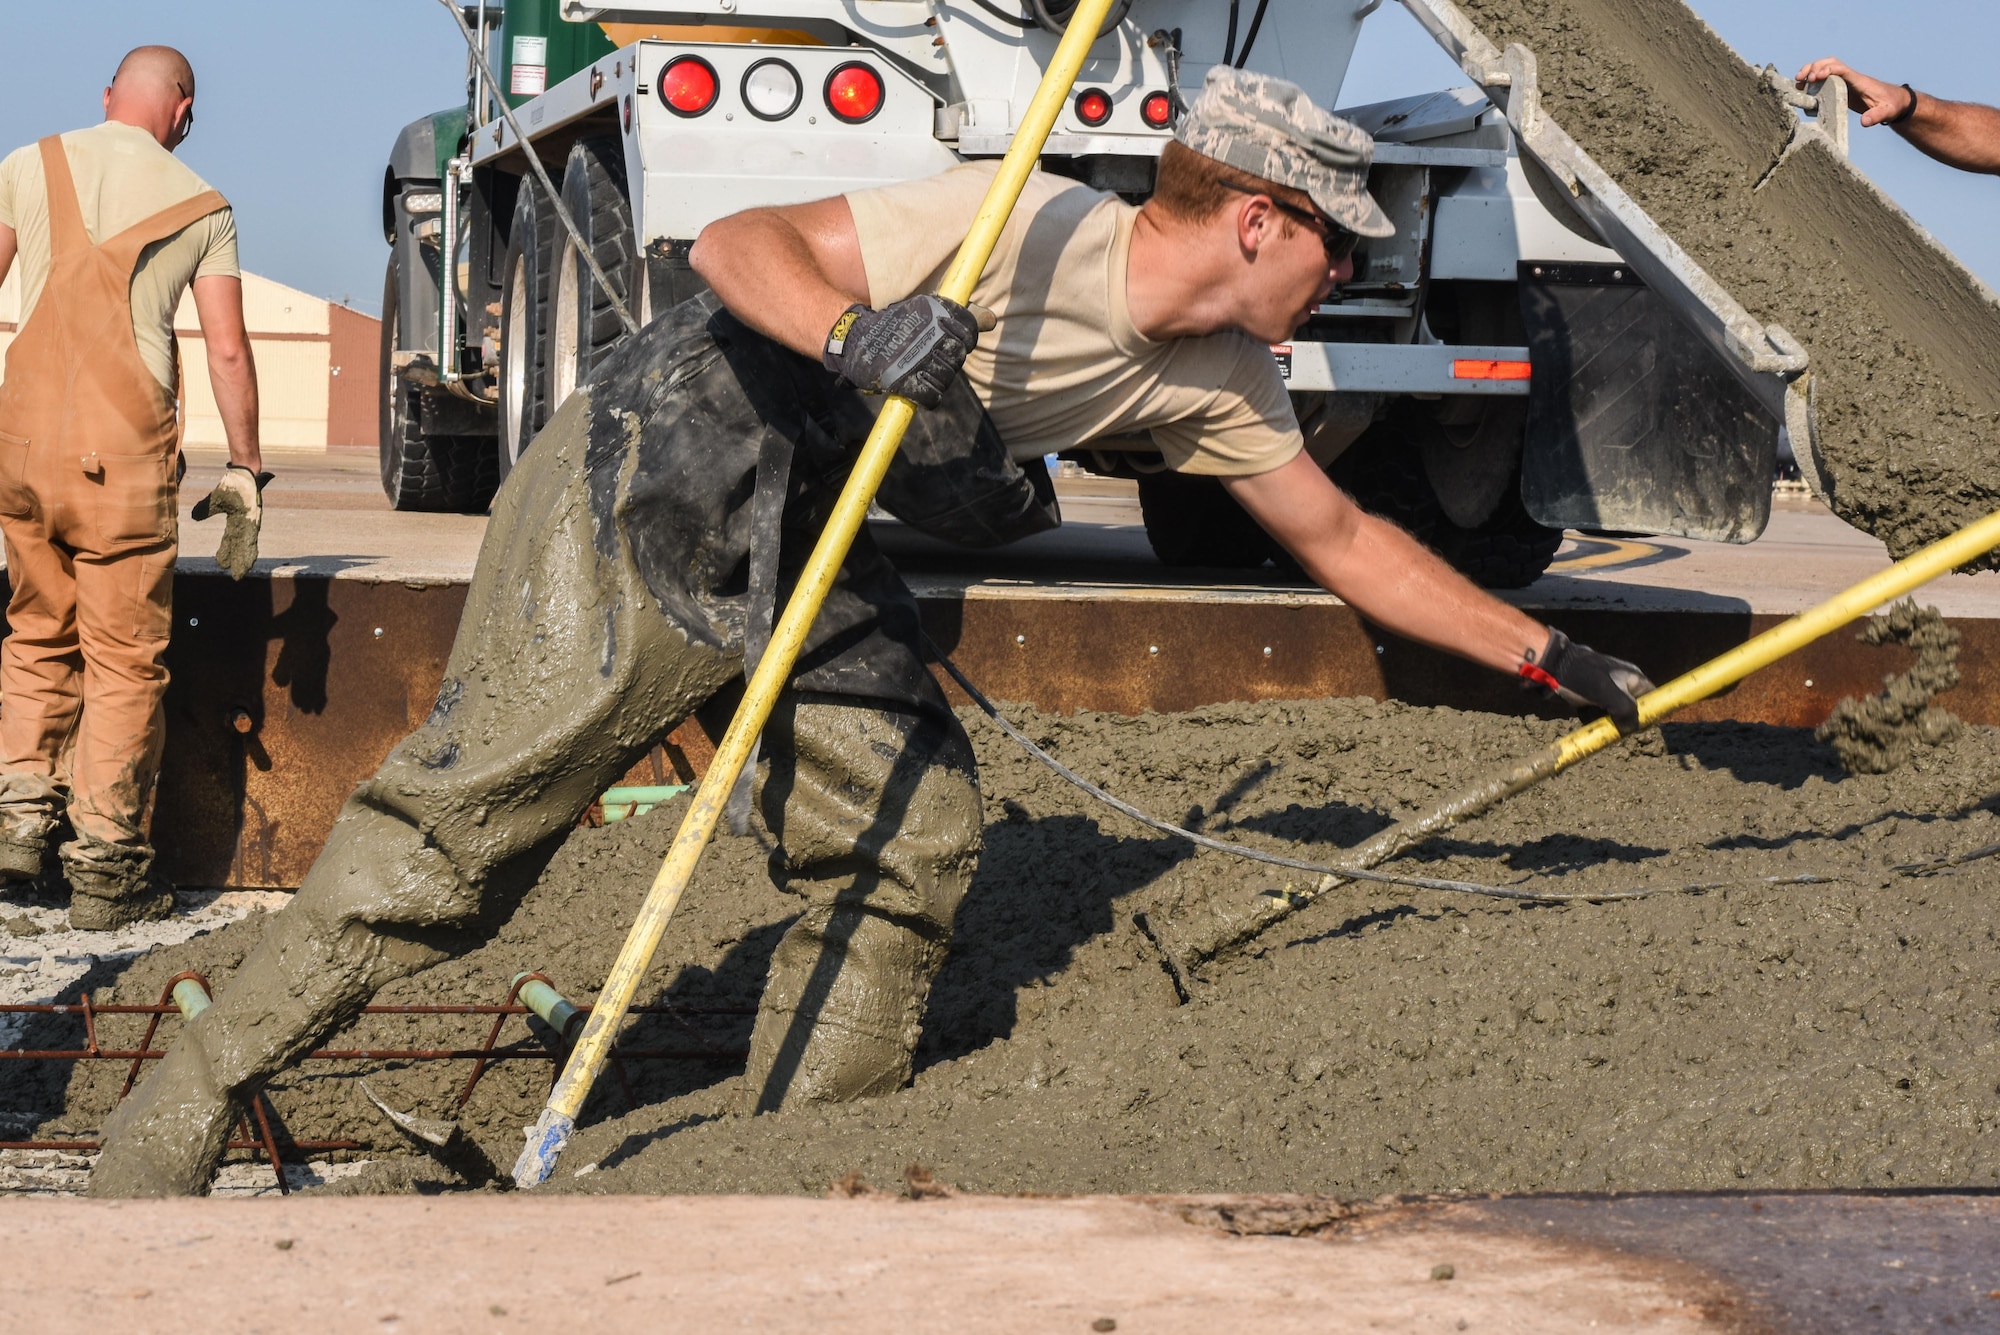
[1815,600,1962,776]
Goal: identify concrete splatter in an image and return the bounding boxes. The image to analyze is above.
[1816,600,1962,775]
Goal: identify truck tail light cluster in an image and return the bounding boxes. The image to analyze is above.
[824,62,884,123]
[1073,88,1113,127]
[653,55,885,123]
[1141,91,1173,128]
[658,56,718,116]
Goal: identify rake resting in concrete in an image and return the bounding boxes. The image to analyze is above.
[1161,505,2000,976]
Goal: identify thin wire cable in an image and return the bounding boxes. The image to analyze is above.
[435,0,639,337]
[1894,840,2000,876]
[968,0,1037,28]
[927,638,1831,905]
[1233,0,1272,67]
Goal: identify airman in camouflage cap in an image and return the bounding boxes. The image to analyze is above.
[1175,65,1397,239]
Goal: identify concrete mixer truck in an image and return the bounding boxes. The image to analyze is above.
[378,0,1838,587]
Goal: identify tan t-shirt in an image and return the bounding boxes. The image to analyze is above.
[0,120,238,391]
[846,161,1301,477]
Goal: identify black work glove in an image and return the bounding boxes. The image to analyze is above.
[822,295,981,409]
[1519,627,1655,733]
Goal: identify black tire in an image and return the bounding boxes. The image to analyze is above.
[498,173,556,482]
[547,137,640,418]
[1330,422,1563,589]
[378,254,497,513]
[1136,469,1286,569]
[1433,485,1566,589]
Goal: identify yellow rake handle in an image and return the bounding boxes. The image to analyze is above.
[515,0,1124,1187]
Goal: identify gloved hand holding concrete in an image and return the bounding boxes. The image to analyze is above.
[190,464,272,580]
[1519,628,1654,733]
[822,295,984,409]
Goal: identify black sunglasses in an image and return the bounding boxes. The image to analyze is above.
[1219,179,1359,264]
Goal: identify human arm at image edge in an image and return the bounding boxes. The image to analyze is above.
[1796,57,2000,174]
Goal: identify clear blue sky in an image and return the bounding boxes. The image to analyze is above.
[0,1,1991,315]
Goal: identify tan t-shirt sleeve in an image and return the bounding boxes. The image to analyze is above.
[1150,334,1303,477]
[193,207,240,281]
[845,162,1001,307]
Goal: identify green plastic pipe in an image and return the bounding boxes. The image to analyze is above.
[170,978,212,1021]
[513,972,584,1044]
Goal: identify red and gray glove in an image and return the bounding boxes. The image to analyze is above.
[822,295,981,409]
[1519,627,1654,732]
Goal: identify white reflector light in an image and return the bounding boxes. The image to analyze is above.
[742,58,803,121]
[403,192,443,214]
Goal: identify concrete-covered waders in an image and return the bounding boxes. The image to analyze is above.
[91,294,1057,1195]
[0,137,226,928]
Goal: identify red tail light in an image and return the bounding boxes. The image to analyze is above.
[658,56,719,116]
[824,62,884,123]
[1074,88,1113,127]
[1141,91,1173,128]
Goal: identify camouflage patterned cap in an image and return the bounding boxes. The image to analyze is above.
[1174,66,1396,239]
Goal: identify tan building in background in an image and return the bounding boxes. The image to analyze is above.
[0,268,378,451]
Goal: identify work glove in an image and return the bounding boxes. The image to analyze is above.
[190,464,274,581]
[1519,627,1655,733]
[822,295,986,409]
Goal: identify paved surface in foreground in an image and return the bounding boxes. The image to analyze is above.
[168,448,2000,617]
[7,1191,1997,1331]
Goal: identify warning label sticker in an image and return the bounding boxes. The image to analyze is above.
[1269,345,1292,381]
[511,64,547,96]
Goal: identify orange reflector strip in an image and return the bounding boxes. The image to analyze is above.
[1452,358,1532,381]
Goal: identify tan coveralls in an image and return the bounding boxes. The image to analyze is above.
[0,137,226,901]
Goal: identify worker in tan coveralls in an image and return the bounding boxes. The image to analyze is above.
[0,47,270,929]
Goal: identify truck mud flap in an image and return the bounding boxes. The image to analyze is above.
[1518,262,1775,542]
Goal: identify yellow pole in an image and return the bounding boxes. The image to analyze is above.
[1177,506,2000,967]
[514,0,1122,1187]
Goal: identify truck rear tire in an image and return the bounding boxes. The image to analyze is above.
[547,137,640,417]
[498,174,556,481]
[1330,422,1564,590]
[378,254,497,513]
[1136,470,1286,570]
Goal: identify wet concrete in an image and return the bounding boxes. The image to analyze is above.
[1456,0,2000,563]
[1816,601,1962,775]
[12,696,2000,1200]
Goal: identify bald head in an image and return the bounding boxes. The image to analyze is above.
[104,46,196,151]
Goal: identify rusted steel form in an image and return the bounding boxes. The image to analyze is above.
[919,591,2000,726]
[1,968,750,1181]
[23,570,1991,887]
